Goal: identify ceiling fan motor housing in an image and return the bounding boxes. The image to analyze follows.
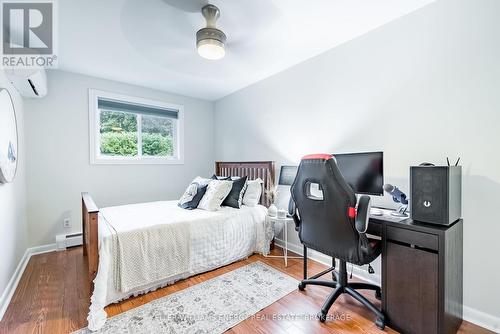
[196,27,226,47]
[196,4,226,53]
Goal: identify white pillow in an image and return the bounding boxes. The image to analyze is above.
[198,180,233,211]
[242,178,264,207]
[193,176,211,186]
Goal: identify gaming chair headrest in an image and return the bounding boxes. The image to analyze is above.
[292,153,356,209]
[292,153,363,235]
[301,153,333,161]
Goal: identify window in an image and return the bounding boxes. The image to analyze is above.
[89,89,184,164]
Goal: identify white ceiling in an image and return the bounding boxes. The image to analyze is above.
[58,0,434,101]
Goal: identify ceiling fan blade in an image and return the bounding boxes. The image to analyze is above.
[162,0,208,13]
[211,0,282,58]
[121,0,202,58]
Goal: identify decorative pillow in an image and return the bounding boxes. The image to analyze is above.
[211,174,231,180]
[242,178,264,207]
[198,180,233,211]
[178,177,210,210]
[222,176,248,208]
[196,176,211,184]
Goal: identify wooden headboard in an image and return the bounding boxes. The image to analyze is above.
[215,161,275,207]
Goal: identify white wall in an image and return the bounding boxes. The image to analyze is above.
[0,72,28,300]
[214,0,500,325]
[24,70,214,247]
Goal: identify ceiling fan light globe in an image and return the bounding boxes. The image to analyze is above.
[197,39,225,60]
[196,5,226,61]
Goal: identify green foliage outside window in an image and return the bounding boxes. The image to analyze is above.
[100,111,137,133]
[143,133,173,156]
[100,132,173,156]
[100,132,138,156]
[99,110,174,157]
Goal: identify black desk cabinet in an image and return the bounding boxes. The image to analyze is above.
[369,218,463,334]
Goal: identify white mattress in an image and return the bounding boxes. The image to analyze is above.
[87,200,268,331]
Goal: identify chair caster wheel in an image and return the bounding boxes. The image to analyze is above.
[317,311,327,323]
[375,317,385,330]
[375,289,382,300]
[298,282,305,291]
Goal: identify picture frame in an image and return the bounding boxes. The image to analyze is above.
[0,88,18,183]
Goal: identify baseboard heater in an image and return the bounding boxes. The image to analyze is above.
[56,233,83,251]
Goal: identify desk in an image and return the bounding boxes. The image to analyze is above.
[367,212,463,334]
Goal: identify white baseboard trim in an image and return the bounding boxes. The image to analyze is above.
[274,238,381,286]
[463,305,500,333]
[276,239,500,333]
[0,243,56,321]
[0,249,30,322]
[29,243,57,256]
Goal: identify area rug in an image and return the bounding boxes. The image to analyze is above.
[75,261,298,333]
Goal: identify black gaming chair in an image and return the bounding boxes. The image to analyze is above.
[290,154,385,329]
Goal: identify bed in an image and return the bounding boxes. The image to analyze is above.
[81,161,275,330]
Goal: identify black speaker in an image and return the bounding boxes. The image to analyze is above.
[410,166,462,226]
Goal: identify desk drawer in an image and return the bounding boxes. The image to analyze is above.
[386,226,438,251]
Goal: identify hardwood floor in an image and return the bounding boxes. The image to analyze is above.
[0,247,492,334]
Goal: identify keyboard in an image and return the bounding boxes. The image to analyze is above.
[369,208,408,222]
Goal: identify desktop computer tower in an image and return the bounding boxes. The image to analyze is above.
[410,166,462,226]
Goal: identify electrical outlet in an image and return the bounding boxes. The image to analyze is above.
[63,218,71,228]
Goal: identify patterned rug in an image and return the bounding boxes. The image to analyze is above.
[75,261,298,333]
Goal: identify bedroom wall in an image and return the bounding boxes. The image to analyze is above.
[214,0,500,328]
[0,71,28,307]
[24,70,214,247]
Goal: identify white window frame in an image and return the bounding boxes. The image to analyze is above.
[89,89,184,165]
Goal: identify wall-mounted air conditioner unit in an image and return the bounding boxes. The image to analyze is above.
[5,68,48,98]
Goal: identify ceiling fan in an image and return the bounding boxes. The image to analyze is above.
[162,0,227,60]
[121,0,279,69]
[196,4,226,60]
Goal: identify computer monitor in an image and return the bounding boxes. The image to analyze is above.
[278,165,299,186]
[333,151,384,196]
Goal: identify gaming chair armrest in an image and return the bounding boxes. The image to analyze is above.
[293,214,300,232]
[355,195,371,234]
[288,198,301,231]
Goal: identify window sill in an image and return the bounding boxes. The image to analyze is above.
[90,157,184,165]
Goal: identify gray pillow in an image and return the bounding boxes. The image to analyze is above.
[178,181,208,210]
[222,176,248,208]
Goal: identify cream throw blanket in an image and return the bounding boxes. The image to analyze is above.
[102,205,190,293]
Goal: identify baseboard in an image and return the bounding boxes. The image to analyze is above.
[0,249,30,322]
[29,243,57,256]
[274,238,381,286]
[463,305,500,333]
[0,243,56,321]
[276,239,500,332]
